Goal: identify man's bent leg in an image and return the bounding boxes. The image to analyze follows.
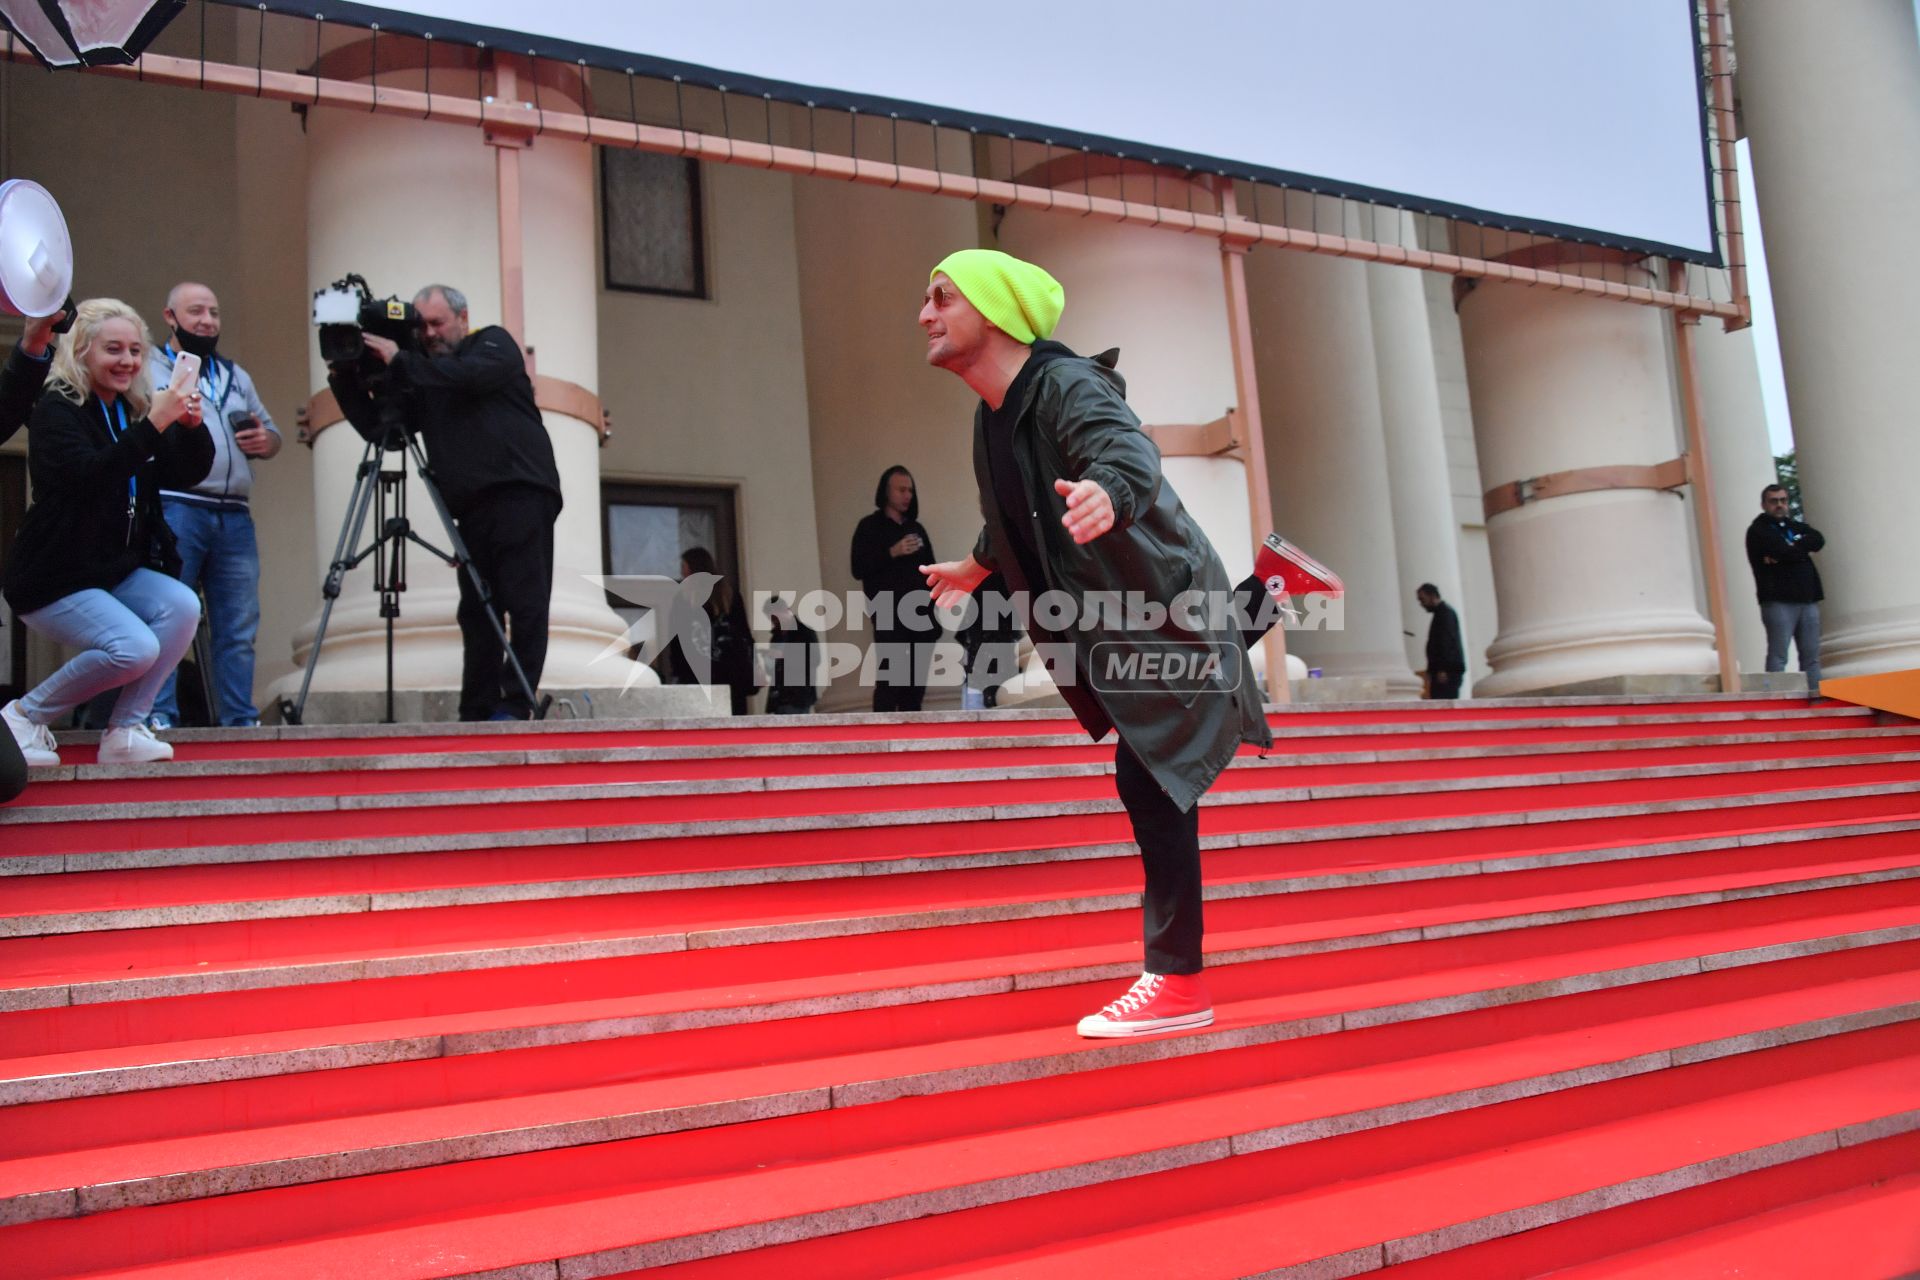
[454,513,504,723]
[1233,572,1288,652]
[484,490,557,719]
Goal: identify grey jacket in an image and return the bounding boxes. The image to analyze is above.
[148,344,279,508]
[971,344,1272,811]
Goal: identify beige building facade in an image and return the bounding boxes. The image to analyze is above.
[2,4,1912,718]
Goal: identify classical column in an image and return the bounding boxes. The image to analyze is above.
[1244,231,1422,698]
[1693,319,1781,676]
[1455,257,1717,695]
[283,47,645,710]
[996,169,1301,695]
[999,187,1249,571]
[1368,228,1471,688]
[1735,0,1920,677]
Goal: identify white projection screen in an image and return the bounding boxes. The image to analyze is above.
[231,0,1720,263]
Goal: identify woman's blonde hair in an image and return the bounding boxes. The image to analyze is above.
[49,298,155,419]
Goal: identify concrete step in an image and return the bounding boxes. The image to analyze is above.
[11,725,1917,824]
[5,1002,1913,1278]
[0,936,1911,1228]
[12,751,1920,875]
[1365,1127,1920,1279]
[28,692,1859,765]
[16,715,1898,807]
[8,783,1918,935]
[1,875,1914,1104]
[3,823,1916,1006]
[657,1033,1920,1280]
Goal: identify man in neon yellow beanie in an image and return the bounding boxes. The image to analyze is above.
[918,247,1278,1038]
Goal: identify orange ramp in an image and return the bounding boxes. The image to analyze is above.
[1821,668,1920,720]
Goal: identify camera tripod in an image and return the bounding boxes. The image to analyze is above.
[284,426,550,725]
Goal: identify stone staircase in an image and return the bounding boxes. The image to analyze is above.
[0,692,1916,1277]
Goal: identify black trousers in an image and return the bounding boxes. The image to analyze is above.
[1116,739,1204,975]
[454,486,558,721]
[1429,669,1463,700]
[0,728,24,803]
[870,624,937,713]
[1108,571,1284,975]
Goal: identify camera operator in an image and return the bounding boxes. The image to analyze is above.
[328,284,561,722]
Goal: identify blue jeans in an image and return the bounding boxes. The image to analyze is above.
[18,569,200,728]
[1761,600,1821,694]
[153,501,262,725]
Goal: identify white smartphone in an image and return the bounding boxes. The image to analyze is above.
[170,351,201,389]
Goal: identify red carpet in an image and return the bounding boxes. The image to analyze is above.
[0,694,1914,1277]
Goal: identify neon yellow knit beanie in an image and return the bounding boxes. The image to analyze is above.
[931,249,1064,344]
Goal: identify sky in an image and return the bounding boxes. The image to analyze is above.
[1739,137,1794,456]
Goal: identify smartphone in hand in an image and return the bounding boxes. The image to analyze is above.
[170,352,201,390]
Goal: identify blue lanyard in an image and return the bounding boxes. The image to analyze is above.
[101,398,138,537]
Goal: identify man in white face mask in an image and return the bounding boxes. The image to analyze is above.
[146,281,281,729]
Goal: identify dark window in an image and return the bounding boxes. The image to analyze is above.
[601,149,708,298]
[601,479,740,620]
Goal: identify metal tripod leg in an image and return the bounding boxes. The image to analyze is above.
[189,596,215,723]
[285,435,387,726]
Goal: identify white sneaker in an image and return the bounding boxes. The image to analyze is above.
[99,723,174,765]
[3,699,59,767]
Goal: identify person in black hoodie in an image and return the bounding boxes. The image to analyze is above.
[2,299,211,770]
[1747,483,1826,697]
[850,465,939,712]
[664,546,757,715]
[0,306,64,800]
[762,594,819,715]
[332,283,562,721]
[1417,583,1466,699]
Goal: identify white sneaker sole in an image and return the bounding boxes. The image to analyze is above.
[1074,1008,1215,1039]
[98,748,174,765]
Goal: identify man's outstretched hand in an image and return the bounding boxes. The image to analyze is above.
[1057,477,1114,544]
[921,555,989,610]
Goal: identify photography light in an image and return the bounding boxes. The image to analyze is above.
[0,178,72,320]
[0,0,184,69]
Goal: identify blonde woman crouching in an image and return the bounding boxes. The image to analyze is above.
[1,298,211,766]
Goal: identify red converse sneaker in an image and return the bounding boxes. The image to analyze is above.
[1254,533,1344,605]
[1075,972,1214,1038]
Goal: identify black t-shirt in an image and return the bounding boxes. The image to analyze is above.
[983,350,1051,594]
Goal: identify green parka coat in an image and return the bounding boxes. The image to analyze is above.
[970,342,1272,811]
